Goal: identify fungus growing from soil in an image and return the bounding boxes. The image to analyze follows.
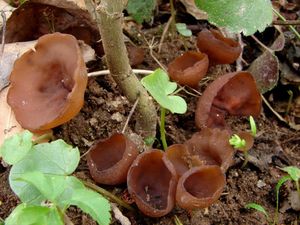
[87,133,139,185]
[197,29,241,65]
[185,128,235,172]
[7,33,88,131]
[176,165,225,210]
[127,150,177,217]
[167,51,209,87]
[195,71,262,129]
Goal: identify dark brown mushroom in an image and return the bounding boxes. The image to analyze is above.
[185,128,235,172]
[176,165,225,210]
[167,51,209,87]
[87,133,139,185]
[197,29,241,65]
[195,71,262,129]
[7,33,88,131]
[127,149,177,217]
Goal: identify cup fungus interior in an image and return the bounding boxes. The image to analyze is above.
[183,166,225,198]
[7,33,87,131]
[164,144,191,177]
[89,133,126,171]
[167,51,209,87]
[185,128,234,172]
[197,29,241,65]
[128,150,177,215]
[195,71,261,129]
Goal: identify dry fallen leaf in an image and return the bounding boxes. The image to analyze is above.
[0,87,23,145]
[179,0,208,20]
[5,0,99,46]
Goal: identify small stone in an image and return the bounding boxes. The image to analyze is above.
[290,191,300,211]
[257,180,266,188]
[111,112,123,122]
[89,118,98,127]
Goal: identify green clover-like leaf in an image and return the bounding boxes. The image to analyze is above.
[141,69,187,114]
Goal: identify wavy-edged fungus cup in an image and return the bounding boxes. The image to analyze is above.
[87,133,139,185]
[197,29,241,65]
[164,144,203,177]
[164,144,190,177]
[127,149,177,217]
[167,51,209,87]
[7,33,88,131]
[185,128,234,172]
[176,165,225,210]
[195,71,262,129]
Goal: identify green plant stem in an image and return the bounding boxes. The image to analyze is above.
[160,107,168,150]
[272,8,300,40]
[82,180,135,211]
[32,132,53,144]
[241,150,249,168]
[296,181,300,199]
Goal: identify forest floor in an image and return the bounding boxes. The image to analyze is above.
[0,0,300,225]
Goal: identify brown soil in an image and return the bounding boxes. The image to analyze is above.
[1,7,300,225]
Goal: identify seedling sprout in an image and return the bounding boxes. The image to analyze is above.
[246,166,300,225]
[229,116,257,167]
[141,68,187,150]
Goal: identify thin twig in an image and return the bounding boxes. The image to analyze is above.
[83,180,135,211]
[273,8,300,40]
[158,16,173,54]
[236,33,244,71]
[88,69,154,77]
[273,20,300,26]
[251,35,273,53]
[0,11,6,65]
[111,203,131,225]
[261,94,287,124]
[122,97,139,134]
[144,36,167,71]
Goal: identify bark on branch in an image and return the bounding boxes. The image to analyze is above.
[85,0,157,138]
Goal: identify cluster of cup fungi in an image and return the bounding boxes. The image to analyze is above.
[6,29,262,217]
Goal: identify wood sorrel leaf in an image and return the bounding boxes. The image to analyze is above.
[176,23,192,37]
[282,166,300,182]
[141,68,187,114]
[0,130,33,165]
[5,203,63,225]
[195,0,273,35]
[9,139,80,204]
[64,188,111,225]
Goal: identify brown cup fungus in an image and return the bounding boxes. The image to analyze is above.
[164,144,203,177]
[7,33,88,131]
[197,29,241,65]
[176,165,225,210]
[127,150,177,217]
[87,133,139,185]
[236,131,254,152]
[195,71,262,129]
[185,128,235,172]
[167,51,209,87]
